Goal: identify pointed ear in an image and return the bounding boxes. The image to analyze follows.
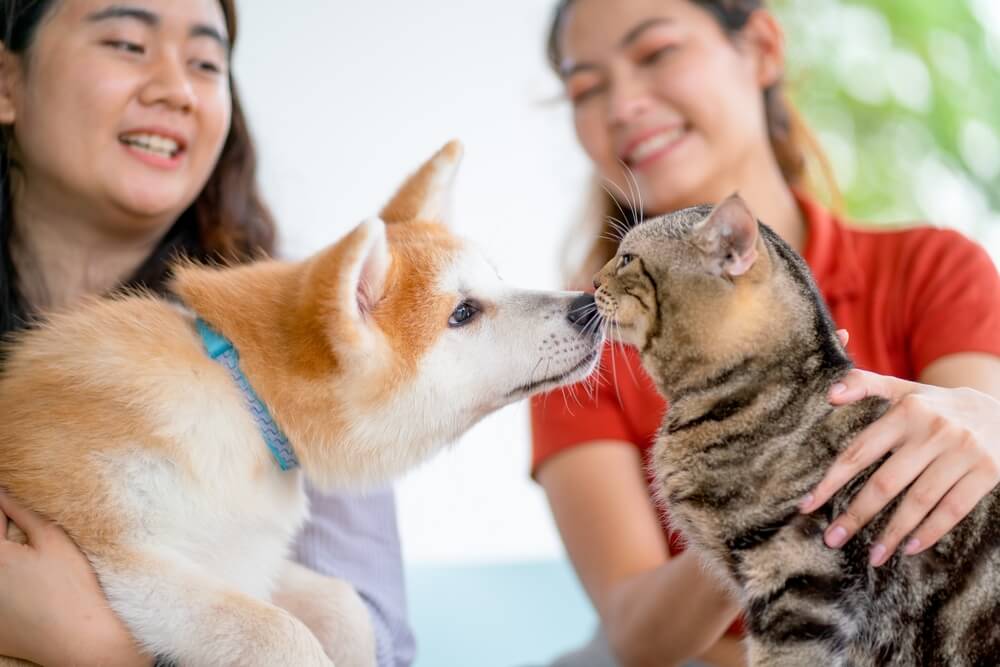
[693,193,760,277]
[341,217,391,321]
[0,43,20,125]
[380,140,463,225]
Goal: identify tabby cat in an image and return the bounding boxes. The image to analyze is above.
[590,194,1000,666]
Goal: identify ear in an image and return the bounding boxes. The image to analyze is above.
[342,217,391,321]
[380,140,463,225]
[0,43,20,125]
[742,10,785,89]
[694,194,759,278]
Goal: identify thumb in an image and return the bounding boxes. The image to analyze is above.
[829,368,918,405]
[0,491,47,544]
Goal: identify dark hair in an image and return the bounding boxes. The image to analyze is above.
[546,0,839,284]
[0,0,276,339]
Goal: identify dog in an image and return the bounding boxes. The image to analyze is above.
[0,142,604,666]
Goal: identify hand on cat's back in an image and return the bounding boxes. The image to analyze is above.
[799,365,1000,566]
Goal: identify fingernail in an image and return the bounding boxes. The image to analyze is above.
[904,538,921,555]
[799,494,814,512]
[831,383,847,396]
[826,525,847,548]
[869,543,887,566]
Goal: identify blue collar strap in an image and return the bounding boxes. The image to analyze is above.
[195,318,300,471]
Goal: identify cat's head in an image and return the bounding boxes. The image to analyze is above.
[593,194,838,390]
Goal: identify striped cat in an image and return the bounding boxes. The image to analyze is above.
[591,194,1000,666]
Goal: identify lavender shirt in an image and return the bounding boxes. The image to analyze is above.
[294,485,416,667]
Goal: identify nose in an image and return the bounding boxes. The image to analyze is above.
[609,74,652,127]
[140,51,197,112]
[567,293,600,332]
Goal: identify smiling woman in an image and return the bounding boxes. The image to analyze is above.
[0,0,272,331]
[0,1,412,666]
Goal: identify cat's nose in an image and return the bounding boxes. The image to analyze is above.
[567,293,600,332]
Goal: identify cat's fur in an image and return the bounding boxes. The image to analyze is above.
[592,194,1000,666]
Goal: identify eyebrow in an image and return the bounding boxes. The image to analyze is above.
[85,4,230,50]
[560,17,674,79]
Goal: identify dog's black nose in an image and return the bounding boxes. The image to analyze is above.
[567,293,600,332]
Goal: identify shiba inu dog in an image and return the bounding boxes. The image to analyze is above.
[0,142,604,667]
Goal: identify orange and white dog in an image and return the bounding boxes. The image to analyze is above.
[0,142,603,667]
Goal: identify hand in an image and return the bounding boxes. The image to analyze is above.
[0,492,151,666]
[799,369,1000,566]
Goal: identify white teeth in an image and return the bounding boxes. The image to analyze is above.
[120,133,181,158]
[627,128,685,164]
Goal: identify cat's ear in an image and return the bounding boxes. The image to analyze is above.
[694,194,759,278]
[380,140,463,226]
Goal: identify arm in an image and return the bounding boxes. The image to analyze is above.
[0,492,152,666]
[538,442,743,667]
[802,353,1000,563]
[294,485,415,667]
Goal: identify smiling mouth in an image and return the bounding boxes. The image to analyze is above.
[622,125,689,169]
[504,347,601,399]
[119,132,185,160]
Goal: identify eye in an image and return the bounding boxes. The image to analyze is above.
[617,254,635,270]
[103,40,145,55]
[192,58,224,74]
[448,300,481,328]
[638,44,677,66]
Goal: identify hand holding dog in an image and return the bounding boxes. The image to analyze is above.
[800,368,1000,566]
[0,492,149,667]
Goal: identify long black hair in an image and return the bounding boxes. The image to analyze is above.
[0,0,277,339]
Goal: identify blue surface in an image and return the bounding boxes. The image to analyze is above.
[405,559,598,667]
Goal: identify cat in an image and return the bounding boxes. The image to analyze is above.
[591,193,1000,666]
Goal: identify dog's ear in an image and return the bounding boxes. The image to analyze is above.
[381,140,463,225]
[693,193,760,278]
[340,217,391,323]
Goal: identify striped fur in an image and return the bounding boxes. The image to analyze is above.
[594,195,1000,666]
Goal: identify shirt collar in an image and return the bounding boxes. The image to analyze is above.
[797,190,864,302]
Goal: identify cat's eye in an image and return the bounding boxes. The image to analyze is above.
[448,300,481,327]
[617,254,635,270]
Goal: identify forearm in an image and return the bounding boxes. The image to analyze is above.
[603,551,740,667]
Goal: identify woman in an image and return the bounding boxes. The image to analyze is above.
[531,1,1000,665]
[0,1,413,665]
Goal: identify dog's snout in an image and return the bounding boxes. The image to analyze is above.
[567,293,600,332]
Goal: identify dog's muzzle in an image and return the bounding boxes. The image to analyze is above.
[567,293,602,334]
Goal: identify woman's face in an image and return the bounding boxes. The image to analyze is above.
[0,0,231,233]
[558,0,781,215]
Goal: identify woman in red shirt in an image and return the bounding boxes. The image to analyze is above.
[531,1,1000,666]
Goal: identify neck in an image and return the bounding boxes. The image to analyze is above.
[728,152,806,254]
[10,182,172,312]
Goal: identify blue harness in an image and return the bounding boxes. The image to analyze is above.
[194,318,300,471]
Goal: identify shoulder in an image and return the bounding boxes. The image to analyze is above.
[844,221,996,286]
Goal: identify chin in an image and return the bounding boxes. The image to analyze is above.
[113,186,198,223]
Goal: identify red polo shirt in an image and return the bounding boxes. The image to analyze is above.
[530,195,1000,635]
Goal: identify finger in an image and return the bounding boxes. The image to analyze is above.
[0,506,6,542]
[829,369,919,406]
[836,329,850,348]
[868,449,974,566]
[823,432,942,550]
[0,490,45,543]
[903,470,995,556]
[801,403,910,513]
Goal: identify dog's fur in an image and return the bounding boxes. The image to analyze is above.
[0,142,603,666]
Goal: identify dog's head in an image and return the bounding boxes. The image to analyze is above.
[176,142,604,487]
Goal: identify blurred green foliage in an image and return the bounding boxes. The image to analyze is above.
[773,0,1000,243]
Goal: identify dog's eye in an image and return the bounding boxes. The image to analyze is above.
[449,300,480,327]
[617,254,635,270]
